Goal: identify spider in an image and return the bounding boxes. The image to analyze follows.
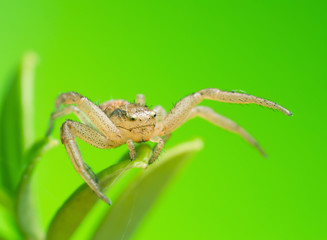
[47,88,292,205]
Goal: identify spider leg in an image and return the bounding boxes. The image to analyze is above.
[136,94,145,105]
[186,106,266,156]
[148,136,165,164]
[46,105,96,136]
[153,105,171,142]
[61,120,118,205]
[54,92,122,142]
[156,88,292,135]
[126,139,136,160]
[84,162,99,183]
[153,105,167,122]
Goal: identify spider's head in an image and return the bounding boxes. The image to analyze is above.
[109,103,157,131]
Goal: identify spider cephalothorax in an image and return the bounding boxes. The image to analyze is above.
[107,104,157,143]
[47,88,291,204]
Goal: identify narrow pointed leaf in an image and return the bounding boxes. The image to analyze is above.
[16,137,58,240]
[46,145,152,240]
[0,206,23,240]
[0,52,38,194]
[0,189,12,210]
[0,193,21,240]
[92,138,204,240]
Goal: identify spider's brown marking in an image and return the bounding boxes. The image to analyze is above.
[48,88,291,204]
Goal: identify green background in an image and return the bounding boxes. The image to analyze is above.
[0,0,326,239]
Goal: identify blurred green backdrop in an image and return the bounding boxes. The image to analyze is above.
[0,0,326,239]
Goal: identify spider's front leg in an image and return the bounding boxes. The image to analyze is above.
[50,92,126,204]
[61,120,118,205]
[151,88,291,159]
[46,105,96,136]
[156,88,292,136]
[186,106,267,156]
[55,92,122,141]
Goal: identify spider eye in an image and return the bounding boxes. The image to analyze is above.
[153,114,156,117]
[131,117,136,121]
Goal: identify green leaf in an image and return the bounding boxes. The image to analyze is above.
[0,52,38,194]
[92,138,204,240]
[46,144,152,240]
[0,191,22,240]
[16,137,58,240]
[0,205,23,240]
[0,189,12,210]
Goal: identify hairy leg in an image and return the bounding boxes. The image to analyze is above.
[46,105,96,136]
[153,105,171,142]
[126,139,136,160]
[157,88,292,135]
[84,162,99,183]
[136,94,145,105]
[153,105,167,122]
[55,92,122,142]
[187,106,266,156]
[61,120,117,205]
[148,136,165,164]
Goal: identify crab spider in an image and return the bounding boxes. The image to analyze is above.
[47,88,292,204]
